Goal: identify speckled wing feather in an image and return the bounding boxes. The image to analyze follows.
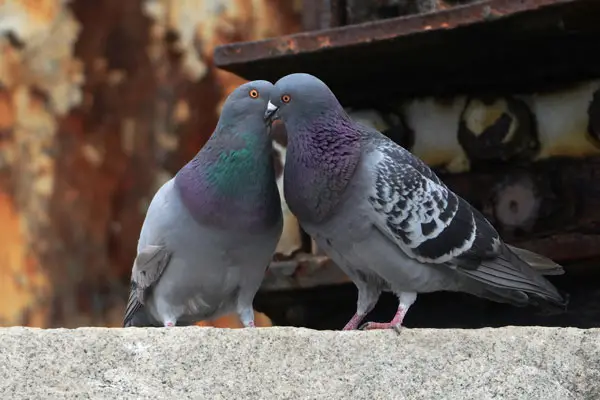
[369,153,500,266]
[362,129,564,303]
[123,245,172,327]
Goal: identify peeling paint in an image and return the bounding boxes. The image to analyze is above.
[143,0,209,81]
[464,98,513,139]
[0,0,85,327]
[173,99,190,123]
[81,143,104,167]
[1,0,303,328]
[344,79,600,173]
[0,192,50,326]
[523,80,600,159]
[0,0,83,114]
[400,96,470,173]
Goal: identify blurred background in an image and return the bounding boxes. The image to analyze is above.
[0,0,303,328]
[1,0,600,330]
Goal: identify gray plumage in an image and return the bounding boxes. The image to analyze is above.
[124,80,283,328]
[267,73,566,331]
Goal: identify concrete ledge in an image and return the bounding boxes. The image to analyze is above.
[1,327,599,399]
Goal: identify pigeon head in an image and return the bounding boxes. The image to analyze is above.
[217,80,275,132]
[267,73,361,223]
[174,79,281,231]
[199,79,277,183]
[265,73,345,126]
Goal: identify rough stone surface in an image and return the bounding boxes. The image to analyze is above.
[1,326,599,399]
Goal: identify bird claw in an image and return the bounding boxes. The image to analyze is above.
[359,321,403,335]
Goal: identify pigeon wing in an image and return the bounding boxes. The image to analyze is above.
[123,245,172,327]
[368,153,500,267]
[365,141,563,304]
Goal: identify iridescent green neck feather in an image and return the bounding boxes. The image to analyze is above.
[175,125,281,232]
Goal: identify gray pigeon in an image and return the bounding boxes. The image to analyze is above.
[123,80,283,328]
[265,73,567,332]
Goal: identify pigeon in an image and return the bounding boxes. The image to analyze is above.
[265,73,567,332]
[123,80,283,328]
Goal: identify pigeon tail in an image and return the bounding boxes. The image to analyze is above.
[123,304,154,327]
[458,244,568,312]
[505,244,569,315]
[505,244,565,276]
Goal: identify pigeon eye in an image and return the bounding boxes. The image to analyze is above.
[281,94,291,103]
[249,89,259,98]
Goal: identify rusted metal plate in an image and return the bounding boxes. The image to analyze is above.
[218,0,584,62]
[214,0,600,107]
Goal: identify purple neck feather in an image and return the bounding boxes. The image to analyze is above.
[284,108,361,223]
[174,133,281,233]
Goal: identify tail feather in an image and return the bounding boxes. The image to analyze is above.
[457,244,567,310]
[123,281,155,327]
[123,302,154,327]
[506,244,565,276]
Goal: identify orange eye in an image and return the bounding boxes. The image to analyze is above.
[249,89,259,98]
[281,94,291,103]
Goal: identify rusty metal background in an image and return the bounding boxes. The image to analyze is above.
[214,0,600,106]
[0,0,302,328]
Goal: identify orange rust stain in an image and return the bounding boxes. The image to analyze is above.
[286,39,299,52]
[273,38,299,54]
[0,0,304,328]
[317,36,332,48]
[0,192,50,326]
[195,311,273,328]
[0,89,14,131]
[11,0,60,24]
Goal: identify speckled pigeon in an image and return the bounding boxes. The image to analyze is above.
[123,80,283,328]
[265,73,567,332]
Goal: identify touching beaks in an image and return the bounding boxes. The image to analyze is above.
[264,101,279,122]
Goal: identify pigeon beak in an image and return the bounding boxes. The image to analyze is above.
[264,101,279,123]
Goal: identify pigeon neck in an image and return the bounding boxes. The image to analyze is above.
[175,130,280,232]
[284,111,361,223]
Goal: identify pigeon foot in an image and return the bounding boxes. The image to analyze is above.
[342,313,366,330]
[359,321,403,335]
[238,307,256,328]
[358,305,406,334]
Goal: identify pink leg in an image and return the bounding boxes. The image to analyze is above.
[238,307,256,328]
[342,283,379,330]
[360,292,417,334]
[164,320,175,327]
[342,313,366,330]
[360,306,406,333]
